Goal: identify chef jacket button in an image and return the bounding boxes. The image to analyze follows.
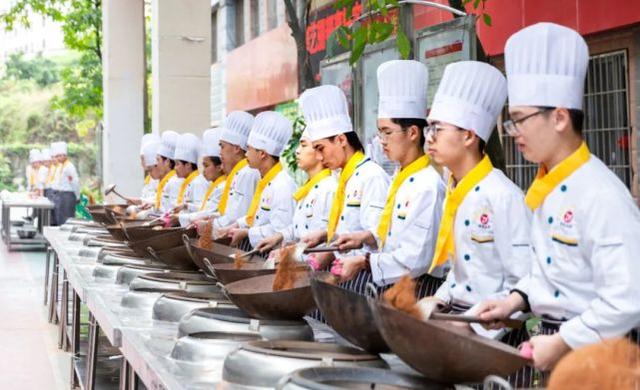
[464,219,470,226]
[465,285,472,292]
[397,204,401,209]
[314,184,319,189]
[475,186,480,192]
[256,215,259,220]
[409,177,415,182]
[305,224,308,229]
[548,216,553,224]
[554,290,560,298]
[560,184,567,192]
[451,283,456,288]
[546,256,552,264]
[355,172,360,176]
[295,224,298,229]
[340,216,344,221]
[464,254,470,261]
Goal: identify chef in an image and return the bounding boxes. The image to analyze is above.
[329,60,447,297]
[126,140,163,217]
[254,127,337,254]
[211,111,260,232]
[171,133,205,213]
[178,128,226,227]
[140,133,160,192]
[300,85,390,295]
[35,149,51,197]
[154,130,180,213]
[26,149,39,192]
[226,111,297,249]
[50,141,79,225]
[477,22,640,377]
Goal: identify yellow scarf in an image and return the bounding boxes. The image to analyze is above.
[293,169,331,202]
[218,159,248,215]
[155,170,176,209]
[28,167,36,187]
[199,175,226,211]
[245,162,283,227]
[429,155,493,272]
[46,164,58,185]
[525,142,590,211]
[327,151,366,243]
[377,155,430,248]
[144,174,151,185]
[176,170,200,205]
[53,161,69,185]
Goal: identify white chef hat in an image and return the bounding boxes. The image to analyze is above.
[377,60,429,119]
[220,111,254,150]
[28,149,39,163]
[158,130,179,159]
[428,61,507,142]
[202,128,222,158]
[40,149,51,161]
[299,85,353,142]
[51,141,68,156]
[505,22,588,110]
[140,133,160,155]
[142,141,160,168]
[247,111,293,157]
[174,133,201,164]
[31,149,42,163]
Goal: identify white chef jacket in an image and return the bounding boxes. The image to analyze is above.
[52,160,80,197]
[26,165,35,191]
[279,174,337,243]
[334,158,390,257]
[434,169,532,307]
[213,165,260,228]
[36,166,49,191]
[370,165,447,286]
[160,175,184,212]
[180,173,209,210]
[237,170,298,247]
[178,175,225,226]
[515,156,640,349]
[141,178,158,201]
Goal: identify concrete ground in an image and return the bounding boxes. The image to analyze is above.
[0,239,69,389]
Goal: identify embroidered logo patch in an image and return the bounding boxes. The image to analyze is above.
[563,210,574,224]
[479,213,490,226]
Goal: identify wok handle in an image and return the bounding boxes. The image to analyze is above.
[303,246,339,253]
[365,282,379,299]
[483,375,513,390]
[120,221,131,241]
[183,234,196,262]
[275,373,293,388]
[146,246,160,262]
[203,257,218,280]
[430,313,524,329]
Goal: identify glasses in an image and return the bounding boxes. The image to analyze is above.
[503,108,552,136]
[423,123,457,140]
[376,128,406,140]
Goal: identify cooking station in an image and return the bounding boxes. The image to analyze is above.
[1,191,53,250]
[43,206,527,390]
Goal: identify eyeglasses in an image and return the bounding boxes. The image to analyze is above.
[376,128,406,140]
[503,108,552,136]
[423,123,454,140]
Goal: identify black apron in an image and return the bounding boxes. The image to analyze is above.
[54,191,76,226]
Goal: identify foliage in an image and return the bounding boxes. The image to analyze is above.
[281,116,307,185]
[332,0,492,65]
[4,52,59,87]
[1,0,103,118]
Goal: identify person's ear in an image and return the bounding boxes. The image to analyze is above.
[462,130,476,148]
[336,133,348,148]
[408,125,420,142]
[553,108,571,134]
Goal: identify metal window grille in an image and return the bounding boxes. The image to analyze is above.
[503,50,632,190]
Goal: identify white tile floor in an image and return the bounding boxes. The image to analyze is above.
[0,241,69,389]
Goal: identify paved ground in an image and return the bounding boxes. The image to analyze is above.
[0,238,69,389]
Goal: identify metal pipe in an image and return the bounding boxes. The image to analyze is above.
[43,246,51,305]
[349,0,466,26]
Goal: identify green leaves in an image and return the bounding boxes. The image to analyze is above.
[396,29,410,59]
[482,13,492,26]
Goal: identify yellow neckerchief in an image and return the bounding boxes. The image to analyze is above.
[144,174,151,185]
[28,166,36,187]
[293,169,331,202]
[155,170,176,209]
[176,170,200,205]
[199,175,227,211]
[46,164,58,184]
[326,151,366,243]
[377,155,430,248]
[245,162,283,227]
[525,142,590,211]
[54,160,70,184]
[218,159,248,215]
[429,154,493,272]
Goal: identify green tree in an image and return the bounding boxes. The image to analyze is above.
[4,52,59,87]
[1,0,103,118]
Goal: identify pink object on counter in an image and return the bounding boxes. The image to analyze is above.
[307,255,321,271]
[519,341,533,360]
[330,259,343,276]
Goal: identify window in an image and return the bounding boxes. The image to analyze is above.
[250,0,259,39]
[234,0,245,47]
[503,50,633,190]
[267,0,277,30]
[211,9,218,63]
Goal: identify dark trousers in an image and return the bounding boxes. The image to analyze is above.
[54,191,76,226]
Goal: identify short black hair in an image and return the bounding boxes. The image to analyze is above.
[160,156,175,169]
[538,106,584,134]
[390,118,427,147]
[178,160,198,171]
[203,156,222,166]
[328,131,364,152]
[478,138,486,154]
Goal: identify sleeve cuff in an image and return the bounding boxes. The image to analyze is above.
[509,289,531,313]
[559,316,601,349]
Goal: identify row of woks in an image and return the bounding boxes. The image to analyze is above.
[77,204,527,388]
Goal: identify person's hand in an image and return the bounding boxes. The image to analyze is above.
[528,333,571,371]
[301,230,327,248]
[256,233,283,253]
[476,293,526,329]
[228,228,249,246]
[332,231,374,252]
[139,203,152,210]
[333,255,367,283]
[171,204,186,214]
[415,296,447,320]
